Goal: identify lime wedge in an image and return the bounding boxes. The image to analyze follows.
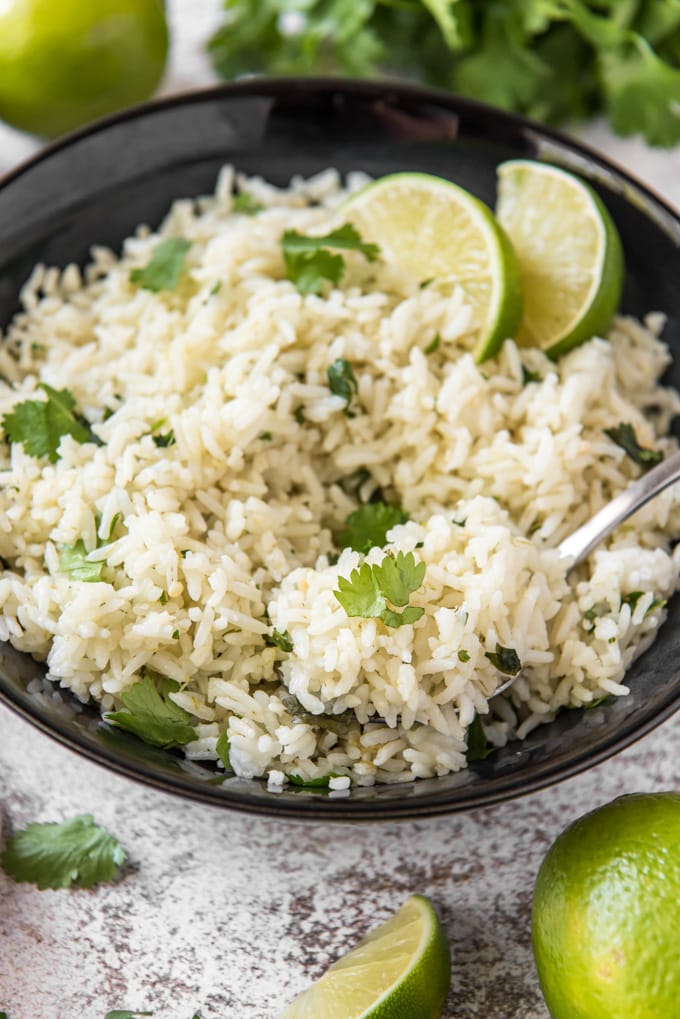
[344,172,522,362]
[279,894,451,1019]
[496,160,625,359]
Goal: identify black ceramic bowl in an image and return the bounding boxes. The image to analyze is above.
[1,79,679,820]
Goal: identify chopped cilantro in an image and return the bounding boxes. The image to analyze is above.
[58,539,105,583]
[337,502,410,554]
[452,517,466,527]
[327,357,359,415]
[621,591,666,615]
[232,191,264,215]
[105,674,197,749]
[466,713,496,762]
[172,629,180,640]
[152,429,175,448]
[2,383,101,463]
[604,422,663,471]
[159,591,168,605]
[419,277,435,289]
[521,364,541,384]
[0,814,126,890]
[264,628,294,652]
[334,550,425,628]
[209,280,222,297]
[286,772,346,788]
[424,332,441,355]
[293,406,306,425]
[216,730,231,770]
[129,238,191,293]
[484,643,521,676]
[259,431,273,441]
[282,224,380,295]
[458,649,471,662]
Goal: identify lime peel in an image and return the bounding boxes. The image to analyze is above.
[279,893,451,1018]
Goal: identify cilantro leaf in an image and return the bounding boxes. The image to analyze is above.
[232,191,263,214]
[621,590,666,615]
[216,730,231,771]
[521,364,541,384]
[335,561,387,620]
[129,238,191,293]
[2,383,100,463]
[264,628,294,652]
[59,539,105,583]
[601,34,680,147]
[466,713,495,763]
[334,551,425,628]
[0,814,126,889]
[485,643,522,675]
[282,224,380,295]
[105,675,198,749]
[327,358,359,415]
[337,502,410,553]
[373,551,426,607]
[604,422,664,471]
[458,649,471,662]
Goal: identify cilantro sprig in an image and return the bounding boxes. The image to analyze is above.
[129,238,191,293]
[334,550,425,628]
[466,714,496,763]
[105,675,198,749]
[337,502,410,554]
[0,814,126,890]
[2,383,101,463]
[282,224,380,295]
[604,422,663,472]
[231,190,263,215]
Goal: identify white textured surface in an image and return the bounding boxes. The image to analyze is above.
[1,2,680,1017]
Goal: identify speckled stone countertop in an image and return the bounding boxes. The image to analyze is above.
[1,3,680,1017]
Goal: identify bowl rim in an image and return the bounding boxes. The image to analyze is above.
[0,75,679,821]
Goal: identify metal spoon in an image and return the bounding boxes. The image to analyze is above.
[494,447,680,694]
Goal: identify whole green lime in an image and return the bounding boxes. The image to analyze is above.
[0,0,168,137]
[532,792,680,1019]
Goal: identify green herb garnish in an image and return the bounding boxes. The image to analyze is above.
[216,730,231,771]
[337,502,409,554]
[2,383,101,463]
[105,675,197,749]
[286,772,346,788]
[282,224,380,295]
[152,429,175,448]
[604,422,663,471]
[621,591,666,615]
[458,649,471,663]
[424,332,441,355]
[466,713,495,762]
[264,628,294,652]
[58,540,105,583]
[129,238,191,293]
[0,814,126,890]
[484,643,521,676]
[327,357,359,415]
[232,191,264,215]
[334,550,425,628]
[521,364,541,385]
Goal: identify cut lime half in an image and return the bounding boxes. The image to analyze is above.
[279,894,451,1019]
[496,160,625,359]
[344,172,523,362]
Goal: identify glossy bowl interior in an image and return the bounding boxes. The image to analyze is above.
[1,78,679,820]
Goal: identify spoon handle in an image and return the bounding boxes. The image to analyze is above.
[557,447,680,569]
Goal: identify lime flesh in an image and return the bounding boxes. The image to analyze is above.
[279,894,451,1018]
[344,172,523,363]
[532,792,680,1019]
[496,159,624,358]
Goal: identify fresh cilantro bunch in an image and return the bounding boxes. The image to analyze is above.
[208,1,680,146]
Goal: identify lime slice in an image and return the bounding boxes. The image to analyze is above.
[344,172,523,362]
[496,160,625,359]
[279,894,451,1019]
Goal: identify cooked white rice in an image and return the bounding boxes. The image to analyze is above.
[1,166,679,787]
